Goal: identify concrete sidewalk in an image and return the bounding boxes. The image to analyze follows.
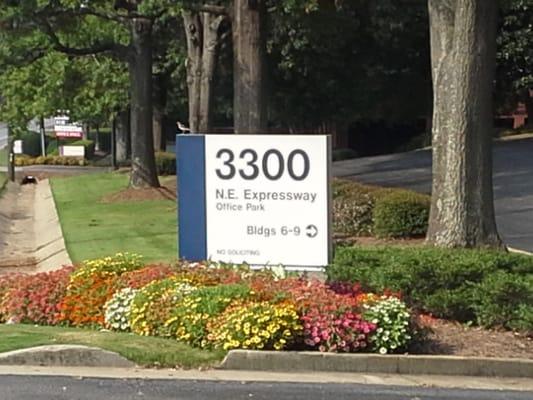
[0,179,71,273]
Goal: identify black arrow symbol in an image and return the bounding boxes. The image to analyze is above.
[306,224,318,238]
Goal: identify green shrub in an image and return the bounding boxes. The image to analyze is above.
[473,271,533,331]
[46,140,59,156]
[373,191,430,238]
[14,155,87,166]
[155,152,176,175]
[332,179,429,238]
[16,131,42,157]
[332,148,358,161]
[328,246,533,331]
[332,179,384,236]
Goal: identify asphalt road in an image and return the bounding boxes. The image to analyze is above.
[0,376,531,400]
[333,136,533,252]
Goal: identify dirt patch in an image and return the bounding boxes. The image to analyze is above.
[334,235,426,247]
[102,185,176,203]
[411,316,533,359]
[101,176,177,203]
[0,183,38,274]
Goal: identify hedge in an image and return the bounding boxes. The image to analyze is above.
[16,131,42,157]
[155,152,176,175]
[332,179,430,238]
[14,155,87,166]
[373,191,430,238]
[328,246,533,332]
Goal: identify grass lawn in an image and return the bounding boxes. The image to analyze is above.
[51,173,177,263]
[0,324,225,368]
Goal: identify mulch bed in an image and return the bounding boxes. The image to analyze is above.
[411,316,532,359]
[101,186,176,203]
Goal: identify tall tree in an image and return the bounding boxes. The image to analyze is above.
[267,0,431,151]
[233,0,267,133]
[182,5,229,132]
[0,0,169,188]
[426,0,502,248]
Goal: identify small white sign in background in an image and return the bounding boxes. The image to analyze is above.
[13,140,23,155]
[60,145,85,157]
[204,135,331,268]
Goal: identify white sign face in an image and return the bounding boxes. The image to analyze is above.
[204,135,331,268]
[60,145,85,157]
[54,124,83,138]
[53,116,70,126]
[13,140,23,154]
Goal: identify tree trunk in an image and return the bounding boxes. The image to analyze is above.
[116,109,130,163]
[183,10,226,133]
[153,74,168,152]
[233,0,267,134]
[183,11,203,133]
[152,109,163,152]
[128,17,160,188]
[427,0,501,248]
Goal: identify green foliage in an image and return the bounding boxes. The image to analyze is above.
[473,271,533,331]
[373,191,430,238]
[332,179,429,238]
[155,151,176,175]
[496,0,533,110]
[15,131,42,157]
[332,148,358,161]
[46,140,59,156]
[268,1,431,130]
[332,180,377,236]
[328,246,533,331]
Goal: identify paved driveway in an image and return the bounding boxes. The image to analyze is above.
[333,136,533,252]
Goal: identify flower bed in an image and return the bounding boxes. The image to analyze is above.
[0,253,415,354]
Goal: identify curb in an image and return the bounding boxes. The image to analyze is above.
[33,179,72,272]
[507,246,533,256]
[219,350,533,379]
[0,345,135,368]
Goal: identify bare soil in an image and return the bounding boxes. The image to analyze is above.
[411,316,532,359]
[101,186,176,203]
[0,182,37,273]
[101,176,176,203]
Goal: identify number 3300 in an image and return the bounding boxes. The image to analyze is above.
[215,148,310,181]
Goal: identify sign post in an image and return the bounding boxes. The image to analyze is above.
[177,134,331,270]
